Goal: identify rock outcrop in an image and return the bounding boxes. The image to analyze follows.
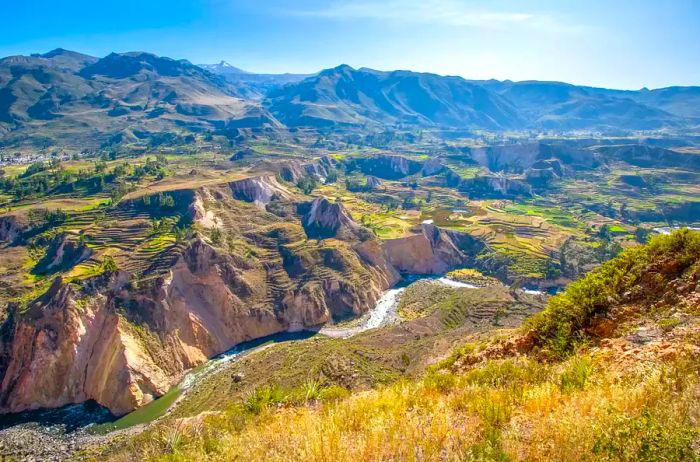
[278,160,329,183]
[228,175,292,208]
[32,234,92,275]
[468,143,596,173]
[365,175,382,190]
[188,189,222,229]
[524,159,564,186]
[358,155,423,180]
[301,197,372,241]
[421,158,445,176]
[0,276,159,416]
[458,175,533,199]
[382,223,485,274]
[0,214,28,243]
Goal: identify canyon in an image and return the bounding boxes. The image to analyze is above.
[0,174,488,416]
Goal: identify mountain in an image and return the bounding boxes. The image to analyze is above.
[198,60,249,76]
[266,66,692,130]
[629,86,700,119]
[199,61,312,99]
[265,65,523,129]
[0,50,279,147]
[1,49,700,149]
[492,80,682,130]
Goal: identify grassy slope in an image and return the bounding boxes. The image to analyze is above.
[97,230,700,462]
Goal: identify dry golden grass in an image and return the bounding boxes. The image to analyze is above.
[110,353,699,462]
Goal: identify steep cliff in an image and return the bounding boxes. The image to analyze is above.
[0,214,28,244]
[382,223,485,274]
[458,175,533,199]
[0,276,160,416]
[0,204,397,415]
[357,155,423,180]
[277,159,330,183]
[32,234,92,275]
[301,197,373,241]
[228,175,293,208]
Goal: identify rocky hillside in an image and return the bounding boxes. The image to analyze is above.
[264,65,698,130]
[0,49,278,146]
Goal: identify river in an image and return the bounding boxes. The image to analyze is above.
[318,275,478,338]
[653,226,700,235]
[0,274,482,437]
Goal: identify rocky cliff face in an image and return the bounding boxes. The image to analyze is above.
[301,197,372,241]
[0,184,487,417]
[382,223,485,274]
[468,143,595,173]
[458,175,533,199]
[228,175,293,208]
[0,276,161,416]
[358,155,423,180]
[0,214,28,244]
[32,234,92,275]
[277,159,330,183]
[0,206,397,415]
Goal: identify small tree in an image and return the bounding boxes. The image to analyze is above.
[102,256,118,274]
[210,227,222,245]
[325,169,339,184]
[297,175,318,195]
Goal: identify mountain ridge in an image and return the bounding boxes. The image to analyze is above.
[1,49,699,149]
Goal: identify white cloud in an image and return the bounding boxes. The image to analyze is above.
[283,0,574,30]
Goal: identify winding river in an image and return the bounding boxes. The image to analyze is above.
[0,275,482,436]
[318,275,477,338]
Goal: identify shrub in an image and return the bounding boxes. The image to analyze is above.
[424,371,457,393]
[243,386,287,414]
[297,175,318,195]
[101,256,118,274]
[592,410,698,462]
[318,384,350,401]
[559,356,592,392]
[302,378,323,402]
[528,229,700,355]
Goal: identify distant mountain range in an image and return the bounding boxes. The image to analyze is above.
[1,49,699,147]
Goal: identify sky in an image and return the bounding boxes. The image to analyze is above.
[1,0,699,89]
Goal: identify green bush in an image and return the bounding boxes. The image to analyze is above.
[297,175,318,195]
[559,356,592,392]
[592,410,698,462]
[243,385,287,414]
[527,230,700,355]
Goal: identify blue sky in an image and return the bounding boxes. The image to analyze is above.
[1,0,699,89]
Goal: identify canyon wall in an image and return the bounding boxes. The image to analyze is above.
[0,191,483,416]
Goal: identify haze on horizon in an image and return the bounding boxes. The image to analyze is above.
[2,0,699,90]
